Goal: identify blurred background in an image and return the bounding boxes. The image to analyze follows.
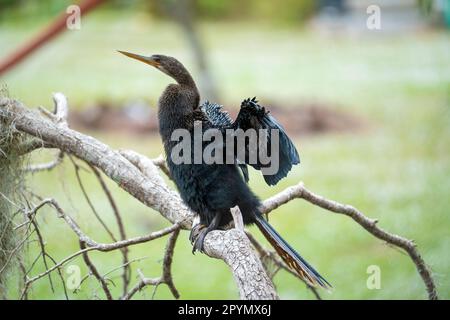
[0,0,449,299]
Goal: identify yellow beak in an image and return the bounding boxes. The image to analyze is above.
[117,50,160,67]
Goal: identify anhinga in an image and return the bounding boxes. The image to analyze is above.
[119,51,331,289]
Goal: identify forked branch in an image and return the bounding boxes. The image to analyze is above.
[0,94,438,300]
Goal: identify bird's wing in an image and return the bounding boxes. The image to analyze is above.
[201,101,233,127]
[201,98,300,186]
[201,101,249,183]
[233,97,300,185]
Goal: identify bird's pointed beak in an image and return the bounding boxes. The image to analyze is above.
[117,50,160,68]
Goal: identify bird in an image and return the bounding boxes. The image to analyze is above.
[118,51,331,289]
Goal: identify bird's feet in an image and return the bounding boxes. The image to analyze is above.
[189,212,222,254]
[191,228,210,254]
[189,223,205,244]
[190,224,215,254]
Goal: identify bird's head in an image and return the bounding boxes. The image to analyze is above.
[118,51,194,86]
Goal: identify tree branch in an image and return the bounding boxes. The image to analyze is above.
[260,182,438,300]
[24,151,64,173]
[0,94,438,300]
[79,240,113,300]
[88,163,131,295]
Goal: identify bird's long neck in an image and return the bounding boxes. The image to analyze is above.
[169,66,200,107]
[158,67,200,148]
[171,66,200,110]
[170,66,197,89]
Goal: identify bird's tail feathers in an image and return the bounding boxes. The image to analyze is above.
[254,215,331,290]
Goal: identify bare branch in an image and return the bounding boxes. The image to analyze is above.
[70,156,117,242]
[0,95,438,300]
[79,240,113,300]
[120,149,279,299]
[121,269,160,300]
[121,228,181,300]
[27,213,55,292]
[51,92,68,126]
[24,151,64,173]
[87,163,130,295]
[44,254,69,300]
[152,154,171,179]
[230,206,244,231]
[161,228,180,299]
[47,197,182,252]
[18,198,181,298]
[17,138,55,155]
[203,229,279,299]
[261,182,438,300]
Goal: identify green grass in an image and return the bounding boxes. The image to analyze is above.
[1,10,449,299]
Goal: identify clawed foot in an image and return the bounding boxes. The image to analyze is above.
[189,223,204,242]
[189,212,222,254]
[189,224,205,253]
[192,228,209,254]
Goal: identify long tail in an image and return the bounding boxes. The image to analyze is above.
[254,215,331,289]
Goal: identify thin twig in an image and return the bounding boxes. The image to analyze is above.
[121,228,180,300]
[17,138,55,155]
[45,254,69,300]
[69,156,117,242]
[19,198,181,298]
[261,182,438,300]
[24,151,64,173]
[79,241,113,300]
[161,227,180,299]
[87,163,130,295]
[121,269,160,300]
[28,216,54,292]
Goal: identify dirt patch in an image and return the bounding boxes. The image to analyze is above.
[266,103,366,135]
[68,100,367,136]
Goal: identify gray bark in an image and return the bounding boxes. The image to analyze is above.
[0,95,278,300]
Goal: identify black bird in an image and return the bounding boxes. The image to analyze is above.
[118,51,331,289]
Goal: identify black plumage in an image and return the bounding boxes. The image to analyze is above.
[202,97,300,186]
[119,51,330,289]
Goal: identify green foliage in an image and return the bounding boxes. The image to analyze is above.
[0,0,316,24]
[0,0,71,25]
[195,0,316,22]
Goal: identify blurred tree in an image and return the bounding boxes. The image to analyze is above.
[147,0,316,23]
[204,0,315,22]
[418,0,433,15]
[1,0,318,24]
[0,0,17,10]
[155,0,219,102]
[0,0,74,23]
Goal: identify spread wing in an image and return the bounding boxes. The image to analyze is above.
[201,101,249,182]
[201,98,300,186]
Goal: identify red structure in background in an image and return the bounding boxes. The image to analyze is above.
[0,0,105,76]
